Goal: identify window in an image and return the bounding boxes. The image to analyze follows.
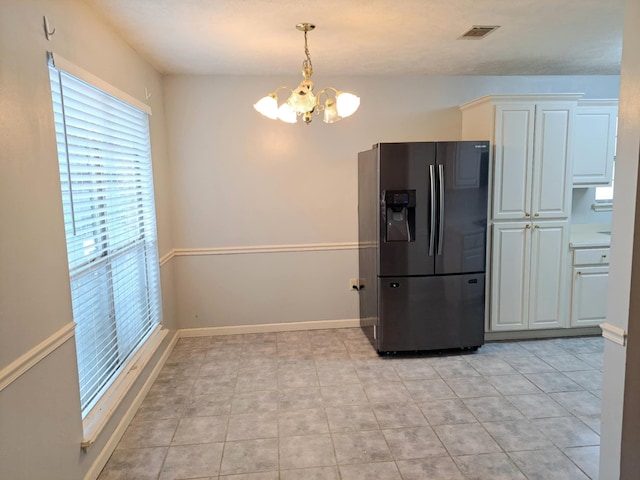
[48,58,162,418]
[595,161,614,203]
[594,116,617,209]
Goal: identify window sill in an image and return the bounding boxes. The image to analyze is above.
[592,201,613,212]
[81,325,167,450]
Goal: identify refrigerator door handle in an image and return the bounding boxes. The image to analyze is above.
[429,165,436,256]
[437,163,445,255]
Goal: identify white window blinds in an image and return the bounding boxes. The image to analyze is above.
[48,60,161,417]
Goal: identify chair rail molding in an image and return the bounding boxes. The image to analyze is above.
[159,242,359,266]
[177,242,358,256]
[0,321,76,391]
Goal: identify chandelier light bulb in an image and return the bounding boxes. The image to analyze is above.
[336,92,361,118]
[323,98,341,124]
[253,23,359,125]
[253,93,279,119]
[277,102,297,123]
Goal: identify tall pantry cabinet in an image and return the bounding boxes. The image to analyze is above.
[460,95,580,331]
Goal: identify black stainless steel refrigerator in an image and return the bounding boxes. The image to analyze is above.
[358,141,489,353]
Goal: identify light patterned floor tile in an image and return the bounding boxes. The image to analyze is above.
[98,332,604,480]
[159,443,223,480]
[483,420,554,452]
[433,423,502,456]
[339,462,402,480]
[396,456,465,480]
[563,446,600,480]
[454,452,527,479]
[279,434,337,470]
[382,426,447,459]
[509,448,590,480]
[332,430,393,464]
[418,398,478,426]
[219,438,278,476]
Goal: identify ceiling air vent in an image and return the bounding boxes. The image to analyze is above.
[458,25,500,39]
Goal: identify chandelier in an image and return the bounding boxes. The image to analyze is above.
[253,23,360,125]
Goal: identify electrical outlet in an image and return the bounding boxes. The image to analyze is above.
[349,278,360,291]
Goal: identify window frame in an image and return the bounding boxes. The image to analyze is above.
[47,52,166,446]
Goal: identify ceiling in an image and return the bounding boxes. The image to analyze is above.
[83,0,625,76]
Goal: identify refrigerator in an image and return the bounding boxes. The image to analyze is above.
[358,141,490,353]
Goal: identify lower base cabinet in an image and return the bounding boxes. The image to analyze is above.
[570,247,610,327]
[490,221,569,331]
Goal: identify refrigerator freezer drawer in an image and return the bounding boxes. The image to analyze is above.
[377,274,485,353]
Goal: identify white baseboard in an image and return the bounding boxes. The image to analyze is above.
[179,318,361,337]
[83,330,179,480]
[600,322,627,346]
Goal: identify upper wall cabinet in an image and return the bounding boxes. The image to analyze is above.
[460,95,580,221]
[572,100,618,187]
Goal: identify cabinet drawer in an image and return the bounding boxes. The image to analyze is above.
[573,247,610,265]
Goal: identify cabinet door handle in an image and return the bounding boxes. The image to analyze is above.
[577,271,582,275]
[534,213,540,217]
[534,225,540,229]
[601,254,607,258]
[525,212,530,217]
[525,224,531,229]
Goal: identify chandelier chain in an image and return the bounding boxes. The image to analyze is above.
[303,29,313,73]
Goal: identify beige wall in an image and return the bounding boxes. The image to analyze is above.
[164,74,620,330]
[0,0,631,478]
[600,0,640,476]
[0,1,174,478]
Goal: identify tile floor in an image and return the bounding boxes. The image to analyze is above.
[97,328,603,480]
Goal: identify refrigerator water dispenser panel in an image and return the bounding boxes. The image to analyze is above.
[384,190,416,242]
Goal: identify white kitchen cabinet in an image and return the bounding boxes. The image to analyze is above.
[571,267,609,327]
[572,100,618,186]
[491,221,569,331]
[493,104,535,220]
[460,95,579,221]
[570,246,610,327]
[490,222,530,331]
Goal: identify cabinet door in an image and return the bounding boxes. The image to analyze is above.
[490,222,531,331]
[528,222,569,329]
[571,266,609,327]
[493,104,535,220]
[572,105,617,186]
[531,104,574,219]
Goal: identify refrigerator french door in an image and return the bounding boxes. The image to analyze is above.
[358,141,490,353]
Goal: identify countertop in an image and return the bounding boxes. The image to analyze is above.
[569,223,612,248]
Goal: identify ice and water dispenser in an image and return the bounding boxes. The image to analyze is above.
[383,190,416,242]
